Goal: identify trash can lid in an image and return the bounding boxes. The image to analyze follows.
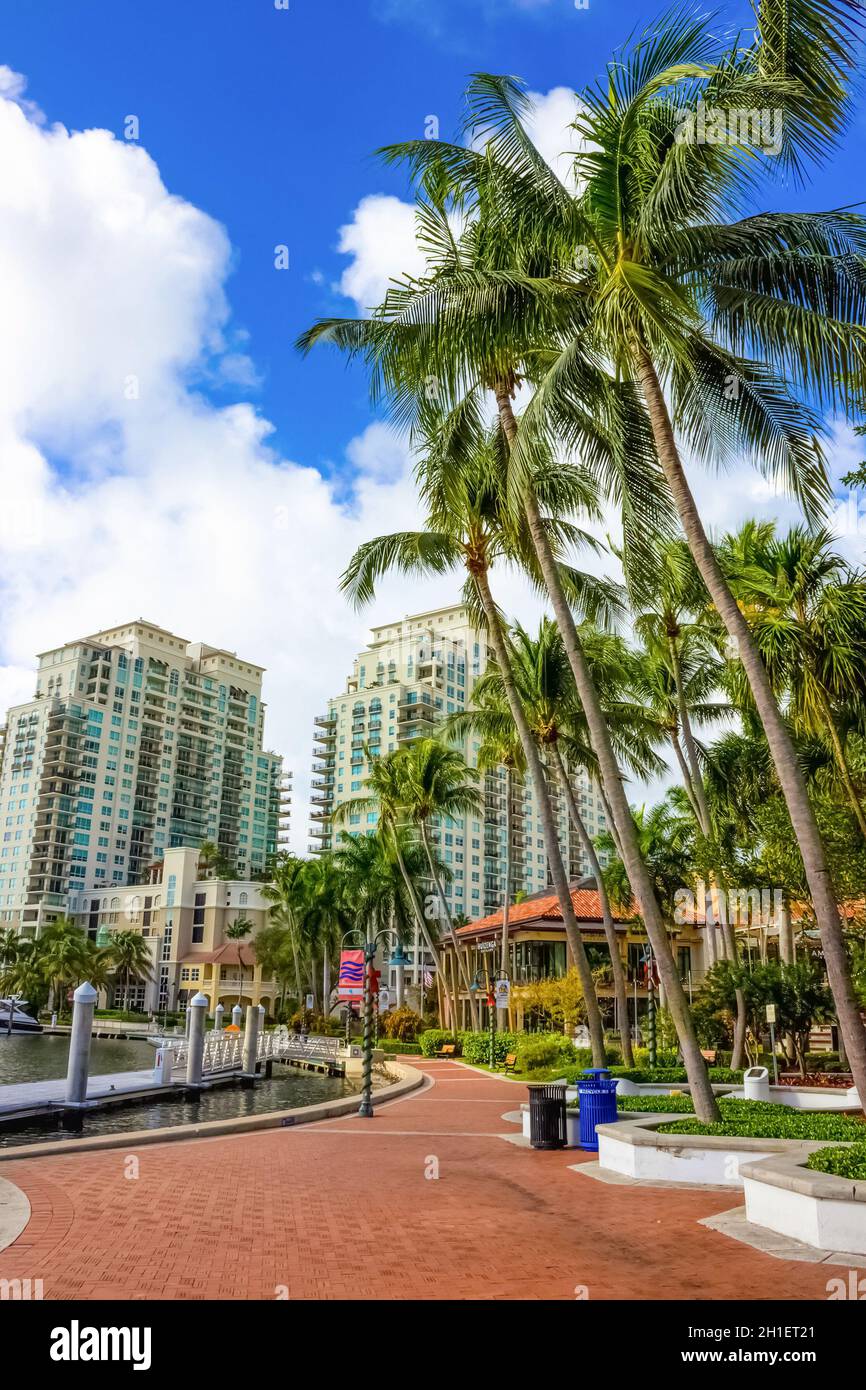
[581,1067,612,1078]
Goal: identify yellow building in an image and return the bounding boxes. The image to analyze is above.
[77,845,282,1017]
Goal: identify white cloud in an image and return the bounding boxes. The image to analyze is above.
[0,79,462,853]
[524,86,585,189]
[337,194,424,312]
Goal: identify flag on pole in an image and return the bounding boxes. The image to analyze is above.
[423,970,433,988]
[338,949,365,999]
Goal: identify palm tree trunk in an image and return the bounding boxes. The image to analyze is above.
[498,767,512,1032]
[497,440,717,1115]
[390,833,450,1021]
[418,821,479,1029]
[633,345,866,1108]
[598,784,625,861]
[671,729,703,824]
[818,695,866,845]
[552,743,635,1066]
[288,910,303,1001]
[474,563,607,1066]
[669,638,712,834]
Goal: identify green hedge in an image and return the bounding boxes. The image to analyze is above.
[515,1034,577,1072]
[460,1031,520,1066]
[807,1143,866,1179]
[658,1112,866,1142]
[375,1039,422,1055]
[609,1066,744,1084]
[418,1029,460,1057]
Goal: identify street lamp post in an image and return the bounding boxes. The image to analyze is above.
[469,960,510,1068]
[341,927,409,1119]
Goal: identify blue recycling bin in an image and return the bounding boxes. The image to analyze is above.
[576,1068,618,1151]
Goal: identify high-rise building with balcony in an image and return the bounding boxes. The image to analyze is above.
[0,620,287,934]
[309,603,609,922]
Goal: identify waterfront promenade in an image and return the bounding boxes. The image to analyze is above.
[0,1060,847,1300]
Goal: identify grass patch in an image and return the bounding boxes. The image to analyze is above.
[806,1143,866,1180]
[658,1111,865,1142]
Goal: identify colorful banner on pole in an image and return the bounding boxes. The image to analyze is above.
[338,949,365,999]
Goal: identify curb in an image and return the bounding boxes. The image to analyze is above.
[0,1062,425,1164]
[0,1175,31,1252]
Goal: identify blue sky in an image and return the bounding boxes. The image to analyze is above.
[6,0,859,477]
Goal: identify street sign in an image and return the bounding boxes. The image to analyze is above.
[765,1004,777,1024]
[478,940,497,953]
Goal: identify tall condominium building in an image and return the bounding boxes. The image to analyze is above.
[309,603,608,921]
[0,620,288,935]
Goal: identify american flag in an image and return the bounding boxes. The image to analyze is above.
[423,970,433,988]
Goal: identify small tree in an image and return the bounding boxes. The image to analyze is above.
[225,917,254,1009]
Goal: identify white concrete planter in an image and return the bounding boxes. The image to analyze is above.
[728,1085,861,1113]
[597,1115,812,1188]
[741,1153,866,1255]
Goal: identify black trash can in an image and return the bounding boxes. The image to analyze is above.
[528,1083,567,1150]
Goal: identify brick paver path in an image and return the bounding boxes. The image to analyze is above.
[0,1061,845,1299]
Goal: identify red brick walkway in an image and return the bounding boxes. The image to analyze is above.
[0,1061,844,1300]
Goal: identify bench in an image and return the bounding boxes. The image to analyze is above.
[503,1053,518,1074]
[701,1049,717,1064]
[435,1043,457,1058]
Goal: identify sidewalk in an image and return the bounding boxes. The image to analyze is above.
[0,1060,846,1300]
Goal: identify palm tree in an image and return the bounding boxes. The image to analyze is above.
[720,522,866,843]
[334,827,431,1008]
[225,916,254,1010]
[445,680,524,1030]
[299,111,716,1112]
[332,747,450,1017]
[38,918,94,1018]
[507,9,866,1098]
[302,855,350,1018]
[254,919,298,1018]
[397,738,483,1028]
[261,854,307,1001]
[0,939,46,1028]
[339,420,610,1061]
[104,929,153,1014]
[471,620,640,1065]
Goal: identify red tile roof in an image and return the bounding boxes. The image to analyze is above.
[456,887,637,938]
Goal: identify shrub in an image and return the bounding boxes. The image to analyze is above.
[381,1007,423,1042]
[618,1095,695,1113]
[806,1143,866,1180]
[516,1033,578,1073]
[658,1112,866,1142]
[419,1029,459,1058]
[375,1038,422,1055]
[461,1030,520,1066]
[633,1047,680,1070]
[616,1096,789,1116]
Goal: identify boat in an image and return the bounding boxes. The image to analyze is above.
[0,999,43,1035]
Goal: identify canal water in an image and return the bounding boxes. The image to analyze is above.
[0,1033,364,1148]
[0,1033,151,1084]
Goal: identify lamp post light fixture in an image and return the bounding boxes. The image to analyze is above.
[469,960,510,1068]
[342,928,408,1119]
